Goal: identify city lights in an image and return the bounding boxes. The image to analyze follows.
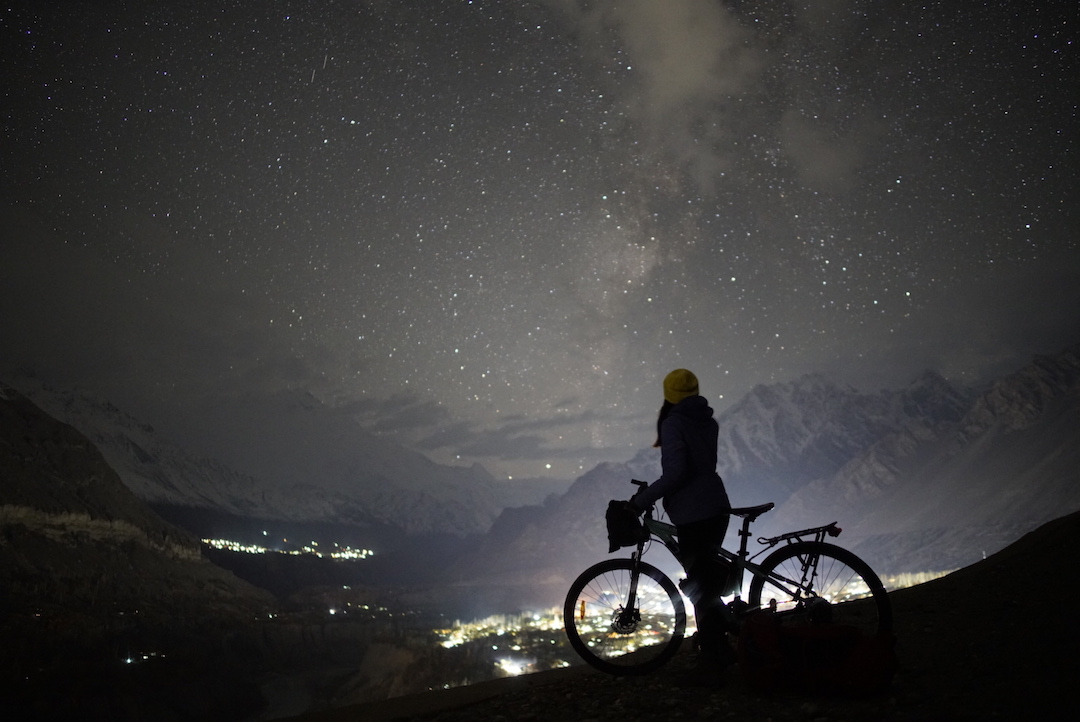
[202,538,374,560]
[434,610,573,677]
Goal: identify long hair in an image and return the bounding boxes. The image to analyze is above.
[652,400,674,448]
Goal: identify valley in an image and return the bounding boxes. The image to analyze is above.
[2,344,1078,719]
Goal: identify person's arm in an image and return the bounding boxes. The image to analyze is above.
[632,420,689,509]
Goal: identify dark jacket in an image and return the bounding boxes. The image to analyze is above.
[633,395,730,525]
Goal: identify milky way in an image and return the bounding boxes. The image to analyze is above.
[2,1,1077,480]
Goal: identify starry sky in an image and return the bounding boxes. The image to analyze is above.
[2,0,1078,482]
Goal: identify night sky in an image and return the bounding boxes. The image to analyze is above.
[2,1,1077,482]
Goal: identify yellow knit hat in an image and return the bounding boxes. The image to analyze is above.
[663,369,699,404]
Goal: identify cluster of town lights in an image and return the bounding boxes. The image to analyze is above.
[435,610,573,677]
[202,536,374,560]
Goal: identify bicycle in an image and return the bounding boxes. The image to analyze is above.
[563,479,893,675]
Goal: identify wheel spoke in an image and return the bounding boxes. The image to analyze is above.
[749,542,891,635]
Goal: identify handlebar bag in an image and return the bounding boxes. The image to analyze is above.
[605,500,648,553]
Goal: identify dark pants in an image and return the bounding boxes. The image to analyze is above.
[677,513,732,654]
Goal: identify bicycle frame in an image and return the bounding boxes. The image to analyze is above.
[634,504,844,612]
[564,485,891,676]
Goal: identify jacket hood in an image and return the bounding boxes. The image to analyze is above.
[670,394,714,421]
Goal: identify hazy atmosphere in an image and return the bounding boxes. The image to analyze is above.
[3,0,1077,481]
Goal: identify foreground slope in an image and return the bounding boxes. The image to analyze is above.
[297,508,1080,721]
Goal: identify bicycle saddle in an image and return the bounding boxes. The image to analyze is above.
[730,502,775,520]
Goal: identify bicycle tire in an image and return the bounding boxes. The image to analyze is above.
[747,541,892,635]
[563,558,686,675]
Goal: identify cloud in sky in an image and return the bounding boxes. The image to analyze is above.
[545,0,903,196]
[546,0,761,186]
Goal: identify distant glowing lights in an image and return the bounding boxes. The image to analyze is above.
[202,538,374,559]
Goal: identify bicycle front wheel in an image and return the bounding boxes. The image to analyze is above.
[748,542,892,635]
[563,558,686,675]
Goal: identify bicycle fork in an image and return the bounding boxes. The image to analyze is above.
[612,552,644,633]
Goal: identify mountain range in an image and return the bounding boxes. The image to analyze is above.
[4,343,1078,611]
[437,344,1080,613]
[3,378,512,541]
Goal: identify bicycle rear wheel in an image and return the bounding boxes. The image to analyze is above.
[747,542,892,635]
[563,558,686,675]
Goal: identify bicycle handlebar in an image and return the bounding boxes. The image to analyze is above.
[629,479,654,516]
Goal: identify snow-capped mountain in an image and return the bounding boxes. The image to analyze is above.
[713,370,974,508]
[773,346,1080,572]
[5,377,503,537]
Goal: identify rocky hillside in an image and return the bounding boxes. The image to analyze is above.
[0,381,274,610]
[0,384,277,717]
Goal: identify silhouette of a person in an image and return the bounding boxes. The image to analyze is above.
[632,369,734,681]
